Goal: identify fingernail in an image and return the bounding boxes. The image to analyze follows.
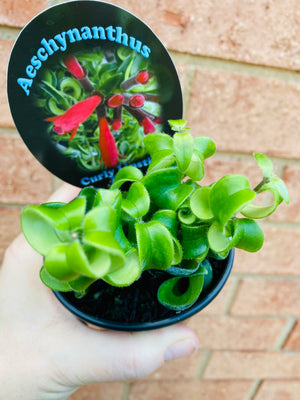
[164,339,198,362]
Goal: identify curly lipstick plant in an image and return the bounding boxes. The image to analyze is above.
[21,120,289,311]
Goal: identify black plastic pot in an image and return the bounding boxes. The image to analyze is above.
[54,249,234,331]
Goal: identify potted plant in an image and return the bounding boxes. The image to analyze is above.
[20,120,289,331]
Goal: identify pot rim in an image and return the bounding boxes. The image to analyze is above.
[54,249,234,331]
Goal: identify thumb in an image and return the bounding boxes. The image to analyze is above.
[62,324,199,385]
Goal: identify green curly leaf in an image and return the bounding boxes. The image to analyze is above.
[21,205,70,256]
[190,187,214,221]
[181,224,209,260]
[40,266,72,292]
[157,274,204,311]
[210,175,256,227]
[44,243,79,281]
[136,221,174,271]
[122,182,150,219]
[194,136,216,159]
[111,166,143,190]
[173,132,194,172]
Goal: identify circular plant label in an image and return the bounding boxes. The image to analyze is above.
[7,0,182,188]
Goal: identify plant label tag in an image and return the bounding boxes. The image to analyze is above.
[7,0,182,188]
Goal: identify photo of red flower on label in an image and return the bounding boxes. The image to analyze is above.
[39,47,163,172]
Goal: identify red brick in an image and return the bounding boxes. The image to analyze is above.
[108,0,300,70]
[284,320,300,350]
[0,134,52,204]
[234,226,300,276]
[129,380,252,400]
[0,0,48,27]
[204,351,300,379]
[230,279,300,317]
[269,165,300,223]
[0,41,14,127]
[0,207,21,261]
[144,350,203,380]
[254,380,300,400]
[187,316,286,350]
[187,70,300,159]
[69,382,124,400]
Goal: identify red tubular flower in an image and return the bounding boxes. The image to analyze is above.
[45,95,102,140]
[63,55,85,79]
[141,117,156,134]
[129,94,145,108]
[112,120,122,131]
[98,116,121,168]
[120,69,153,91]
[107,94,124,108]
[136,70,151,84]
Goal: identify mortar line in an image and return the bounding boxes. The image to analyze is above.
[170,51,300,84]
[196,349,212,379]
[273,317,297,350]
[182,67,196,118]
[122,382,131,400]
[245,379,262,400]
[223,277,241,315]
[231,272,300,281]
[208,150,300,167]
[0,26,21,41]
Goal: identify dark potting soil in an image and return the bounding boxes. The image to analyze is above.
[62,257,228,324]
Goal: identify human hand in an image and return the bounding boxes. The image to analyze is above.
[0,183,198,400]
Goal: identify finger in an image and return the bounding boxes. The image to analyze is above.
[59,324,199,385]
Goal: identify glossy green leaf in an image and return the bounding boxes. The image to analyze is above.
[44,243,79,281]
[178,206,197,225]
[172,236,183,265]
[168,119,189,133]
[67,239,112,279]
[144,133,173,156]
[143,167,189,210]
[83,205,117,233]
[40,266,72,292]
[174,132,194,172]
[202,258,213,289]
[190,187,214,221]
[207,221,233,253]
[122,182,150,219]
[167,259,200,277]
[208,218,264,254]
[184,151,205,181]
[181,224,209,260]
[69,276,96,292]
[157,274,204,311]
[60,197,86,231]
[98,188,123,211]
[194,136,216,159]
[147,150,175,173]
[231,218,264,252]
[254,153,273,178]
[152,210,178,237]
[164,184,194,210]
[83,231,125,271]
[136,221,174,271]
[78,187,101,212]
[210,175,256,227]
[21,205,70,256]
[103,248,141,287]
[242,178,289,219]
[111,166,143,189]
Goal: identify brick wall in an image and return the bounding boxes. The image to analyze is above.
[1,1,299,399]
